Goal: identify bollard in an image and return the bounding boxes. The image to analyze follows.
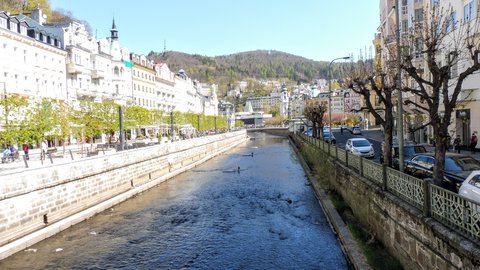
[23,155,29,168]
[48,153,53,164]
[69,149,74,160]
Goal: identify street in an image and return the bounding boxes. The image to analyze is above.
[331,128,383,163]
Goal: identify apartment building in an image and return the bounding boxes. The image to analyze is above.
[0,10,67,102]
[131,53,156,109]
[245,84,289,116]
[378,0,480,145]
[154,63,176,112]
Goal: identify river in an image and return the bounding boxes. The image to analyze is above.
[0,132,348,269]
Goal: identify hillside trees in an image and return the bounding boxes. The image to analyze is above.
[399,6,480,182]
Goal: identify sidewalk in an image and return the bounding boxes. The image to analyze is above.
[0,143,116,176]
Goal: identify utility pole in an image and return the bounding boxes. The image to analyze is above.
[119,106,124,151]
[395,0,405,172]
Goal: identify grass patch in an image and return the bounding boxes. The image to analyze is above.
[348,223,403,270]
[330,191,403,270]
[293,135,403,270]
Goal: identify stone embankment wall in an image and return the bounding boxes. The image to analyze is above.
[0,131,247,259]
[320,151,480,269]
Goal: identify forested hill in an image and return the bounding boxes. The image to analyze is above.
[147,50,331,85]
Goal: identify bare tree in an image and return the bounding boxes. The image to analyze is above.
[303,99,328,138]
[344,60,396,167]
[400,4,480,183]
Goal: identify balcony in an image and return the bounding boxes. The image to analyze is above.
[67,63,90,75]
[91,69,106,79]
[76,88,97,98]
[67,63,81,74]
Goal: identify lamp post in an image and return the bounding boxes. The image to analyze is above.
[395,0,405,172]
[328,56,351,144]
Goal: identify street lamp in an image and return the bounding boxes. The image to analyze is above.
[328,56,351,144]
[395,0,405,172]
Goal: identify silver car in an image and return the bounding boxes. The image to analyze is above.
[459,170,480,203]
[345,138,375,158]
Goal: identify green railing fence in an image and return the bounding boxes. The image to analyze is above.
[300,134,480,244]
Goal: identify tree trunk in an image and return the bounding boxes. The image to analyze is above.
[383,120,394,167]
[432,123,448,185]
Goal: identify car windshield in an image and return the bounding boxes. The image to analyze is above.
[445,156,480,171]
[403,146,427,157]
[352,140,370,147]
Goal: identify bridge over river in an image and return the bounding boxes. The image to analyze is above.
[0,132,348,269]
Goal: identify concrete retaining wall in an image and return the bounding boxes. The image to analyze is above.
[324,155,480,269]
[0,130,247,259]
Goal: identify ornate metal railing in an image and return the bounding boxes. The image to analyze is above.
[363,158,383,185]
[297,134,480,244]
[430,185,480,242]
[337,148,347,164]
[386,167,425,209]
[348,153,361,172]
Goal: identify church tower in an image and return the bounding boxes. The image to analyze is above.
[111,18,118,40]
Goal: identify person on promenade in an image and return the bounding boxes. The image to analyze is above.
[454,136,461,154]
[471,133,478,154]
[41,140,48,160]
[23,143,29,160]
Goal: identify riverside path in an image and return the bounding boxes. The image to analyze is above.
[0,132,348,269]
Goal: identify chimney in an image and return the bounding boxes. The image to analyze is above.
[31,7,46,25]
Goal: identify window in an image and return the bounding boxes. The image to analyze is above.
[414,8,424,22]
[0,17,6,28]
[469,175,480,187]
[446,11,457,32]
[20,25,26,35]
[464,0,476,22]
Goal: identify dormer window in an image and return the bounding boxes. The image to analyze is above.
[0,17,6,29]
[19,25,26,35]
[9,21,17,32]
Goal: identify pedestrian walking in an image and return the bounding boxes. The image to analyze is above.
[470,133,478,154]
[453,136,461,153]
[23,143,29,160]
[41,140,48,160]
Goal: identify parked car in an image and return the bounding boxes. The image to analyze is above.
[303,129,313,137]
[379,142,427,169]
[458,170,480,203]
[351,127,362,135]
[404,153,480,192]
[345,138,375,158]
[323,132,336,144]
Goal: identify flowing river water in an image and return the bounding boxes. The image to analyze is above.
[0,132,348,269]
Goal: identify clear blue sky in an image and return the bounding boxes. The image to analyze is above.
[49,0,379,62]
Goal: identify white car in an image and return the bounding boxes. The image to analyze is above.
[459,170,480,203]
[345,138,375,158]
[351,127,362,135]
